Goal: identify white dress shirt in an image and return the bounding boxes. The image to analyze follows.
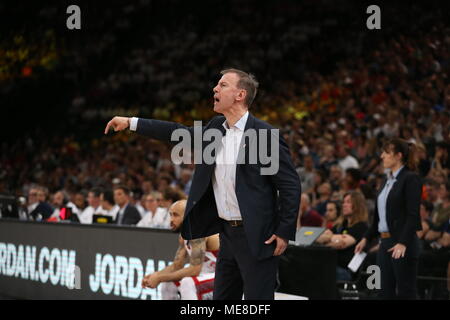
[79,205,108,224]
[105,205,120,221]
[137,207,170,229]
[212,111,249,221]
[377,166,404,232]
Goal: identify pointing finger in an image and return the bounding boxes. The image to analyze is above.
[104,121,112,134]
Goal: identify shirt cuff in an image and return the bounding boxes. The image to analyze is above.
[129,117,139,131]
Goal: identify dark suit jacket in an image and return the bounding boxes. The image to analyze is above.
[364,166,422,246]
[135,113,301,260]
[30,202,54,220]
[116,204,141,226]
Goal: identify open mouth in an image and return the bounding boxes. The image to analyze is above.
[214,96,220,103]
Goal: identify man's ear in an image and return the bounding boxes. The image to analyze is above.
[236,89,246,103]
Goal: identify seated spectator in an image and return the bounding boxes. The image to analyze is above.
[426,184,450,242]
[137,191,171,229]
[297,154,316,193]
[160,186,187,209]
[113,185,141,225]
[178,168,193,195]
[322,200,342,230]
[73,190,88,217]
[50,190,79,221]
[418,201,434,240]
[132,190,146,218]
[36,186,50,203]
[344,168,362,192]
[314,182,332,216]
[424,179,441,207]
[298,193,323,228]
[329,165,344,192]
[27,186,53,221]
[418,218,450,299]
[337,145,359,171]
[317,191,369,281]
[99,190,119,220]
[318,144,337,175]
[157,174,174,193]
[142,200,219,300]
[80,187,107,224]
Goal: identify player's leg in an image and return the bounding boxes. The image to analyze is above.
[160,281,180,300]
[178,277,199,300]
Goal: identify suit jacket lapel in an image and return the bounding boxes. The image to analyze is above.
[236,113,255,167]
[386,166,407,205]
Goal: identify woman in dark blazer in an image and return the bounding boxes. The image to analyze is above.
[355,138,423,299]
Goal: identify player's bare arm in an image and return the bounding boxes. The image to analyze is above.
[156,238,206,283]
[141,236,187,288]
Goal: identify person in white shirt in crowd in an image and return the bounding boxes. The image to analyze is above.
[99,190,120,220]
[134,191,147,218]
[137,191,167,228]
[138,187,186,229]
[73,190,88,217]
[337,145,359,171]
[80,187,107,224]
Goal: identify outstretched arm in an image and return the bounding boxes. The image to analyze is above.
[104,116,194,145]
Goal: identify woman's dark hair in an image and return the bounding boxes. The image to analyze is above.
[327,200,342,220]
[382,138,418,171]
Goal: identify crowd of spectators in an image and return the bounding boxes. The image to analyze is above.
[1,0,449,299]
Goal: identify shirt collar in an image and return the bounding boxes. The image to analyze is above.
[222,111,249,131]
[390,165,404,180]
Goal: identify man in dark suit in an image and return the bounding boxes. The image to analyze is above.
[113,185,141,225]
[105,68,301,299]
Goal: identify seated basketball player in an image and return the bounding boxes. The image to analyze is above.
[141,199,219,300]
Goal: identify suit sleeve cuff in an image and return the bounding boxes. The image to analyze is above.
[129,117,139,131]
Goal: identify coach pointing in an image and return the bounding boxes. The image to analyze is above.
[104,69,301,300]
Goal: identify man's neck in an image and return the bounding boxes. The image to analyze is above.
[119,202,128,209]
[223,106,247,127]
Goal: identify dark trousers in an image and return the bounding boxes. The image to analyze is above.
[213,221,279,300]
[377,236,420,299]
